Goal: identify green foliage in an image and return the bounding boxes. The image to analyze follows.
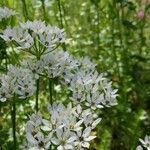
[0,0,150,149]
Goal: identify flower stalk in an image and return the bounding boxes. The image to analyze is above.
[49,79,53,105]
[36,79,40,112]
[21,0,29,21]
[11,94,17,149]
[40,0,47,22]
[57,0,66,51]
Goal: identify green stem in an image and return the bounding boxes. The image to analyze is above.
[21,0,29,21]
[96,3,100,50]
[57,0,66,51]
[49,79,53,105]
[57,0,63,28]
[40,0,47,22]
[12,95,17,149]
[36,79,40,112]
[111,1,120,79]
[5,55,8,73]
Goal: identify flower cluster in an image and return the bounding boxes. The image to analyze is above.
[136,135,150,150]
[0,65,36,101]
[0,20,65,53]
[24,103,101,150]
[0,7,15,20]
[0,20,118,149]
[62,59,118,109]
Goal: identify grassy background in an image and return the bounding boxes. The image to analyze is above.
[0,0,150,149]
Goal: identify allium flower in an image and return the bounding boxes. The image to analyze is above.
[74,127,96,149]
[20,20,66,50]
[25,113,52,150]
[41,50,78,78]
[51,128,77,150]
[8,65,36,99]
[0,75,15,101]
[25,102,102,149]
[136,135,150,150]
[0,65,36,101]
[21,58,44,79]
[20,20,46,34]
[38,26,65,49]
[0,12,118,149]
[47,103,83,131]
[0,26,34,49]
[136,145,143,150]
[0,7,15,20]
[1,20,66,54]
[64,66,117,109]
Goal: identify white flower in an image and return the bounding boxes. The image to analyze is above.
[25,113,52,150]
[136,145,143,150]
[0,75,15,101]
[47,103,82,131]
[20,20,66,50]
[0,65,36,102]
[74,127,96,149]
[138,135,150,150]
[8,65,36,99]
[26,132,51,150]
[0,7,15,20]
[20,20,46,34]
[64,65,117,109]
[100,81,118,107]
[0,26,34,49]
[21,58,44,79]
[51,128,76,150]
[85,92,104,110]
[41,50,77,78]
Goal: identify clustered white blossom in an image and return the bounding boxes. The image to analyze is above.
[0,19,118,149]
[24,103,101,150]
[0,20,65,53]
[136,135,150,150]
[0,65,36,101]
[0,7,15,20]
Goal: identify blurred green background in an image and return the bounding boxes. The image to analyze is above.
[0,0,150,149]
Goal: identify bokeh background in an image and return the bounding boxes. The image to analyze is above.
[0,0,150,149]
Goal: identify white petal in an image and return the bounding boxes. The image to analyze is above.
[57,145,64,150]
[92,118,102,129]
[64,144,73,149]
[83,127,91,138]
[136,145,143,150]
[74,119,83,128]
[67,136,77,143]
[51,137,60,145]
[77,104,82,114]
[84,136,96,141]
[56,128,63,139]
[26,133,38,145]
[41,125,51,131]
[82,142,90,148]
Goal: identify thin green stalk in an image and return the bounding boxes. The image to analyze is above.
[49,79,53,105]
[117,2,128,102]
[111,1,120,79]
[36,79,40,112]
[119,2,129,75]
[57,0,64,28]
[96,3,100,50]
[5,54,8,73]
[40,0,47,22]
[57,0,66,51]
[21,0,29,21]
[139,14,146,54]
[11,95,17,149]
